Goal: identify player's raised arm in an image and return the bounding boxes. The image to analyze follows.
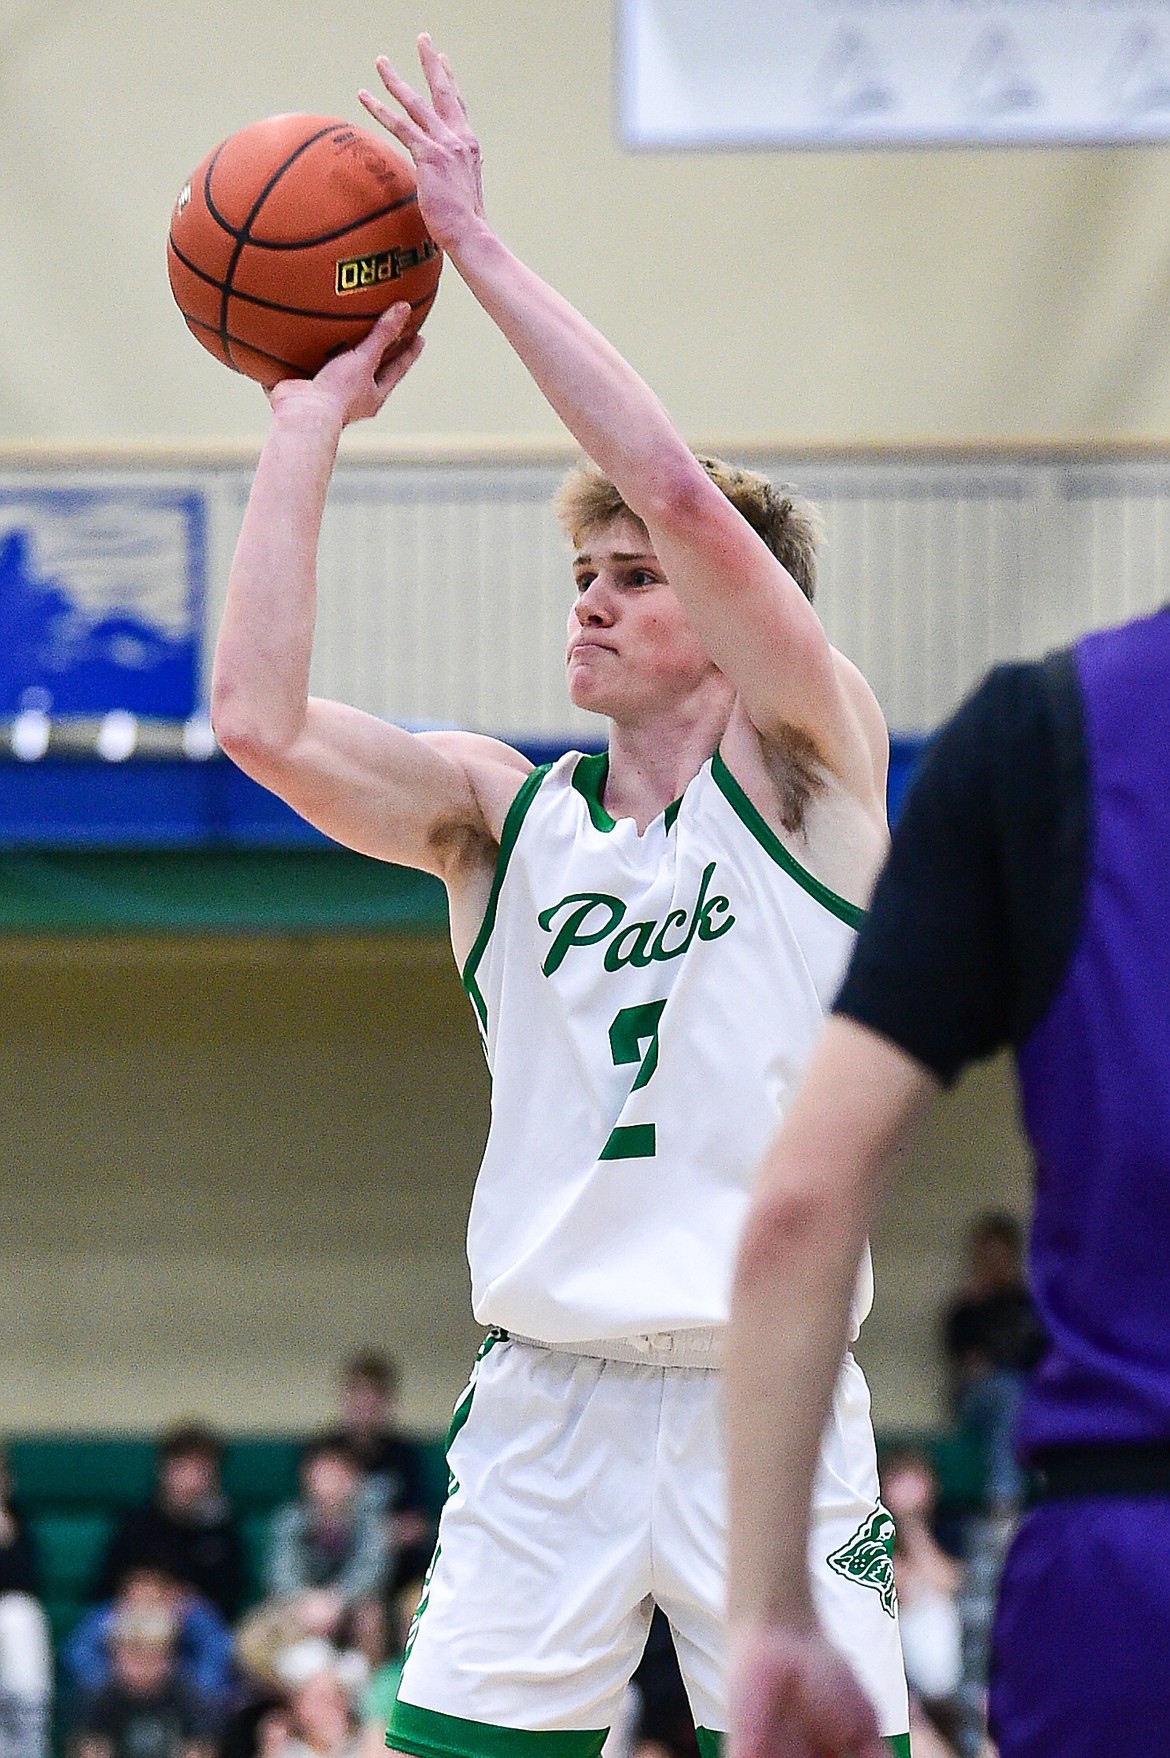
[211,303,524,883]
[359,37,881,800]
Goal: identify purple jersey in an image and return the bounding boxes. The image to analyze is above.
[1015,607,1170,1457]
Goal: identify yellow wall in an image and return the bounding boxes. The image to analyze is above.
[0,932,1029,1436]
[4,0,1170,445]
[0,935,484,1434]
[860,1054,1034,1431]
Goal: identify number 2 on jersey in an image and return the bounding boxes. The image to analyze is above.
[599,999,666,1161]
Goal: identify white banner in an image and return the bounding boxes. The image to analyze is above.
[619,0,1170,147]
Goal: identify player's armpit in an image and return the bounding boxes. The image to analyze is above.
[218,701,522,881]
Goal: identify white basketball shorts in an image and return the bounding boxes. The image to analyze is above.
[387,1330,909,1758]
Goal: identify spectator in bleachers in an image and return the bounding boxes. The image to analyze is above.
[71,1602,216,1758]
[881,1448,963,1758]
[236,1439,389,1687]
[942,1212,1045,1513]
[65,1568,235,1731]
[0,1447,51,1758]
[320,1353,432,1592]
[93,1426,244,1621]
[266,1640,362,1758]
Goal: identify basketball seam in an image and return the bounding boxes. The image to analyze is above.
[204,122,346,371]
[167,234,438,323]
[178,290,438,377]
[206,189,421,251]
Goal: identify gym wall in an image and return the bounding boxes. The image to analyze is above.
[4,0,1170,446]
[0,924,1030,1436]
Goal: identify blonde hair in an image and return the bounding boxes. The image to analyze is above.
[553,455,823,603]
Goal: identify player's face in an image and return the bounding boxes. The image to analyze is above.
[566,517,715,721]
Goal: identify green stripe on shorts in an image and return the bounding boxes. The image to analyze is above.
[387,1702,606,1758]
[694,1733,909,1757]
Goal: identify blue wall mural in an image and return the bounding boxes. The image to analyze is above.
[0,488,205,718]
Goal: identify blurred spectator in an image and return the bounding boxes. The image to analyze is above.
[0,1446,51,1758]
[236,1440,389,1689]
[93,1427,244,1620]
[64,1569,235,1730]
[267,1641,362,1758]
[267,1440,389,1639]
[882,1449,962,1756]
[71,1603,215,1758]
[942,1213,1045,1511]
[320,1353,432,1591]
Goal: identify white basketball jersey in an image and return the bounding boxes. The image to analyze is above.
[461,747,873,1342]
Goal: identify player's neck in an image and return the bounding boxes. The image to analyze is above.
[604,697,732,833]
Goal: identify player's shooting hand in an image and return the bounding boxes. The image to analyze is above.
[359,33,486,256]
[728,1620,887,1758]
[268,303,423,427]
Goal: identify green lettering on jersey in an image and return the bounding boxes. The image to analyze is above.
[539,893,626,976]
[603,918,656,971]
[539,862,736,977]
[649,907,689,961]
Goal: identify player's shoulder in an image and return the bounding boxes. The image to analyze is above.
[417,730,534,846]
[417,728,534,776]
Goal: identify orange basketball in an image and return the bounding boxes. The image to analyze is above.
[167,114,442,387]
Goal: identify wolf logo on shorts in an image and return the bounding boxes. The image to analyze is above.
[827,1507,898,1618]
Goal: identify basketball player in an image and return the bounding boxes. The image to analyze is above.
[211,35,909,1758]
[725,616,1170,1758]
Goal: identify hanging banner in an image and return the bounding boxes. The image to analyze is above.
[619,1,1170,148]
[0,486,205,719]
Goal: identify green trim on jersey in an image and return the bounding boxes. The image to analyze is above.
[572,751,686,836]
[386,1702,607,1758]
[399,1332,504,1670]
[885,1737,912,1757]
[571,752,616,832]
[462,764,553,1029]
[711,749,866,930]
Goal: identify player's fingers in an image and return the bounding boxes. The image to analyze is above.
[375,331,424,393]
[373,55,440,134]
[418,34,467,125]
[792,1663,881,1758]
[439,52,471,119]
[358,88,423,153]
[363,301,414,350]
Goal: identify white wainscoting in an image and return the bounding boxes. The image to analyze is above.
[10,445,1170,735]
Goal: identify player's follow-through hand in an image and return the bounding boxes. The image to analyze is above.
[268,302,424,425]
[359,33,486,257]
[728,1622,887,1758]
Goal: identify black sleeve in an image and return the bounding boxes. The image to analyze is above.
[834,653,1088,1085]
